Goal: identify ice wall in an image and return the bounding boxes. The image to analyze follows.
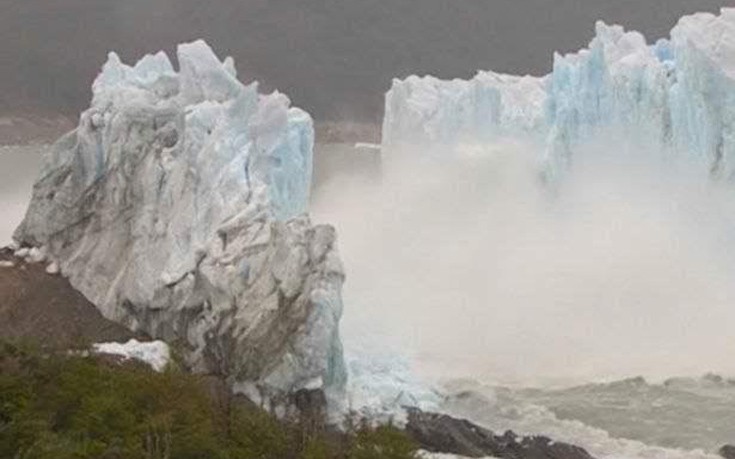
[14,40,345,403]
[383,8,735,179]
[383,72,547,148]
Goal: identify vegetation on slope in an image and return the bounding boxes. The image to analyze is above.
[0,341,418,459]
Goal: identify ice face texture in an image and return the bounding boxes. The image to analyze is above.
[14,40,345,401]
[383,8,735,179]
[383,72,547,148]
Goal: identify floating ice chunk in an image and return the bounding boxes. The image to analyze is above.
[93,339,171,372]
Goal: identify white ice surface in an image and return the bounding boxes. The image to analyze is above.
[357,8,735,456]
[383,8,735,180]
[14,40,345,399]
[93,339,171,372]
[336,337,442,426]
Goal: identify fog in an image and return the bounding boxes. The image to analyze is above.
[312,142,735,387]
[5,140,735,387]
[0,147,43,246]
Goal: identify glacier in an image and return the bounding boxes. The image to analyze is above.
[383,8,735,180]
[13,40,346,404]
[376,8,735,457]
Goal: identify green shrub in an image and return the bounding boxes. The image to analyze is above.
[301,437,333,459]
[348,425,419,459]
[0,341,421,459]
[0,342,265,458]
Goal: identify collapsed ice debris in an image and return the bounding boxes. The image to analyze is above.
[383,8,735,179]
[14,40,346,403]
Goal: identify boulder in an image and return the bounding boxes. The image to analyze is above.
[720,445,735,459]
[405,408,596,459]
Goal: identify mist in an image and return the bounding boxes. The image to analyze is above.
[0,147,43,246]
[312,141,735,387]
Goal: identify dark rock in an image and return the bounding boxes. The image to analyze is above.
[292,388,327,418]
[720,445,735,459]
[291,388,327,435]
[405,407,596,459]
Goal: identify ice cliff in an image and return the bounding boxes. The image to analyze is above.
[13,40,346,403]
[383,8,735,179]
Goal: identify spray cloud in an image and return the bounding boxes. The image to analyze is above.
[312,139,735,387]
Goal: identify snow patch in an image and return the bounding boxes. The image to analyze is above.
[93,339,171,372]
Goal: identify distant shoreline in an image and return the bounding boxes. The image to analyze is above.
[0,113,381,146]
[0,113,74,146]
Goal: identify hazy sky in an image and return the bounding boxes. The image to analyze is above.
[2,0,735,121]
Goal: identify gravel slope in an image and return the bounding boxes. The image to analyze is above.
[0,248,140,348]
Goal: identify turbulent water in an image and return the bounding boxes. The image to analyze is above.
[312,142,735,458]
[510,375,735,451]
[440,376,735,458]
